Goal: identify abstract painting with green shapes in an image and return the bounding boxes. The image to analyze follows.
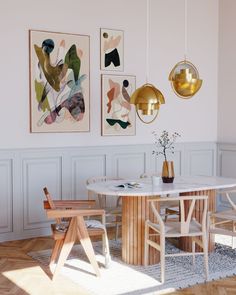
[29,30,90,133]
[101,74,136,136]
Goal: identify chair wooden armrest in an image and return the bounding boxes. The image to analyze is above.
[46,208,105,219]
[44,200,96,209]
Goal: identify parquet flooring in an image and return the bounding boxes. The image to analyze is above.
[0,231,236,295]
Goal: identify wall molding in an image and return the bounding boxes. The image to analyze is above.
[217,143,236,210]
[0,159,13,234]
[0,142,217,242]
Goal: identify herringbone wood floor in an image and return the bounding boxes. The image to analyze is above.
[0,231,236,295]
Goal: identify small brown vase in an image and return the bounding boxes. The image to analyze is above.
[162,161,174,183]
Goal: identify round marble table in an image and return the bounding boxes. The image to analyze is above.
[87,176,236,265]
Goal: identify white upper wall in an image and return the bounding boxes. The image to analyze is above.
[150,0,218,143]
[0,0,219,148]
[218,0,236,143]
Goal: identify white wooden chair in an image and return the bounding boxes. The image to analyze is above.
[140,173,179,221]
[144,195,209,283]
[43,187,111,280]
[87,176,122,240]
[210,189,236,248]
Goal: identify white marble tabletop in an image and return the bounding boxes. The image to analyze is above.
[86,176,236,197]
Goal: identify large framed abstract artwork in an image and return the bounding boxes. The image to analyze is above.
[29,30,90,133]
[100,28,124,71]
[101,74,136,136]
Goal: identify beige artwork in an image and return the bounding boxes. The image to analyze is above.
[100,28,124,71]
[29,30,90,133]
[102,75,136,136]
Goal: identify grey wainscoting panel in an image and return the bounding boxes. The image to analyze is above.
[188,150,215,176]
[0,159,13,233]
[23,155,62,230]
[217,143,236,210]
[71,154,106,200]
[0,142,217,242]
[184,143,216,177]
[113,152,146,178]
[218,147,236,177]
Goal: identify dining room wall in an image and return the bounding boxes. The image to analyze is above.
[0,0,219,149]
[216,0,236,211]
[218,0,236,143]
[0,0,222,241]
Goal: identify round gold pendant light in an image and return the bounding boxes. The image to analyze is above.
[169,60,202,99]
[169,0,202,99]
[130,0,165,124]
[130,83,164,123]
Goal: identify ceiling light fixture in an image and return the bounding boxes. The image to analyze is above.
[130,0,165,124]
[169,0,202,99]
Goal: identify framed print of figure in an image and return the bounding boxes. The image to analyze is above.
[102,74,136,136]
[100,28,124,71]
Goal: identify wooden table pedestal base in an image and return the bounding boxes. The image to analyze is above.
[122,195,159,265]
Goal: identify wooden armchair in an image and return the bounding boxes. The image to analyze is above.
[144,195,209,283]
[43,187,110,280]
[210,189,236,248]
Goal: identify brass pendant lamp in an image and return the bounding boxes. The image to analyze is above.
[130,0,165,124]
[169,0,202,99]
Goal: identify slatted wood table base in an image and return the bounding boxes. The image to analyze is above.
[122,195,159,265]
[179,189,216,252]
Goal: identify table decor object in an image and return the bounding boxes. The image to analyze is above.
[153,130,180,183]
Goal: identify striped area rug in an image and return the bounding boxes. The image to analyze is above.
[28,236,236,295]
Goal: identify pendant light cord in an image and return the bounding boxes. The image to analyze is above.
[146,0,150,83]
[184,0,188,61]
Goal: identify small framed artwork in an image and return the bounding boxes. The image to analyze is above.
[29,29,90,132]
[101,74,136,136]
[100,28,124,71]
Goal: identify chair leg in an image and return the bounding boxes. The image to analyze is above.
[52,218,77,280]
[192,238,196,266]
[77,216,100,277]
[202,233,209,280]
[115,223,119,240]
[164,209,168,222]
[50,239,63,266]
[101,213,110,267]
[144,223,149,266]
[160,236,165,284]
[232,221,236,249]
[102,230,111,268]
